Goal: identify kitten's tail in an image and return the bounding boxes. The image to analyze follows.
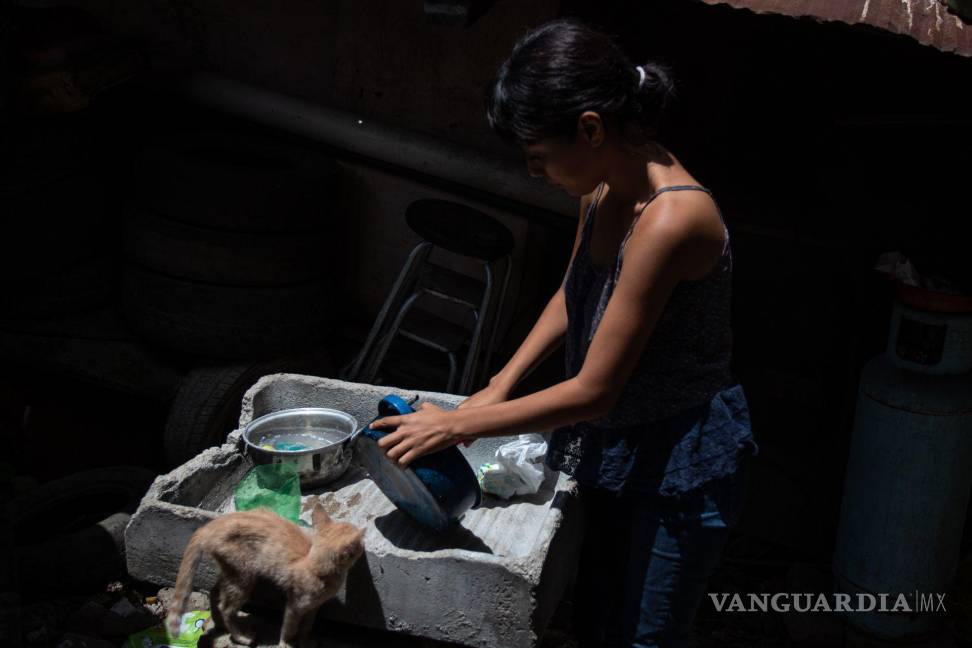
[166,530,206,637]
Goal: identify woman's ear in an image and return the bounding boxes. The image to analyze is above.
[578,111,604,147]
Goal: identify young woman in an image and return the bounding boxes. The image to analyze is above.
[371,18,758,648]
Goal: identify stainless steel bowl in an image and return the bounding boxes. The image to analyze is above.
[240,408,359,487]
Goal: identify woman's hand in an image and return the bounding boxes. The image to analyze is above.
[372,402,461,468]
[457,380,511,410]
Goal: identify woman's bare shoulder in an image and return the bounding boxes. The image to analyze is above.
[633,185,715,232]
[631,189,726,279]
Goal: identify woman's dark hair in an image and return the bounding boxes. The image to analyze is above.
[485,18,675,146]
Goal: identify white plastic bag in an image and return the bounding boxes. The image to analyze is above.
[478,433,548,499]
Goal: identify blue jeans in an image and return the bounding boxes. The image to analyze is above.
[572,453,750,648]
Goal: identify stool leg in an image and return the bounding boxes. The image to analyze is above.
[346,242,432,381]
[477,254,513,391]
[360,289,423,385]
[445,352,459,394]
[458,261,493,395]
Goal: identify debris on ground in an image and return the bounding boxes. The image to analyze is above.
[155,586,211,616]
[20,579,165,647]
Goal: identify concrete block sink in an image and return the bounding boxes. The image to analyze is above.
[125,375,582,648]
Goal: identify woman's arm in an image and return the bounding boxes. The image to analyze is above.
[486,288,567,394]
[374,196,724,466]
[471,191,596,397]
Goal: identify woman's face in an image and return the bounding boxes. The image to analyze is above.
[521,127,603,197]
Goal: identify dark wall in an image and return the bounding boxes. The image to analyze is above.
[78,0,561,155]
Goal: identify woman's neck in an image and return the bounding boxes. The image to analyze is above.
[602,142,677,206]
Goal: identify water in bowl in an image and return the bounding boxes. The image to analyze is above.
[256,428,346,452]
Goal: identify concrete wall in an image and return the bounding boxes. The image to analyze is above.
[78,0,561,154]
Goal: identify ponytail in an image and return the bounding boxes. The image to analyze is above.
[628,60,676,143]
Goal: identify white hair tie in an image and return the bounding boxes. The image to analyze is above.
[636,65,647,88]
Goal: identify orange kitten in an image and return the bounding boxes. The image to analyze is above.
[167,503,365,648]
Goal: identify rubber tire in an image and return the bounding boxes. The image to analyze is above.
[162,350,334,467]
[122,264,332,360]
[0,113,96,190]
[1,257,115,320]
[10,467,155,544]
[124,208,329,286]
[18,512,133,602]
[12,469,146,601]
[0,173,107,281]
[134,132,338,234]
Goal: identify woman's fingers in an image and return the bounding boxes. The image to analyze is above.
[378,427,420,460]
[385,434,419,464]
[372,403,455,467]
[372,415,403,429]
[396,448,421,467]
[376,429,405,450]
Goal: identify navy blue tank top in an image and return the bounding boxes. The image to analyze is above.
[545,183,758,496]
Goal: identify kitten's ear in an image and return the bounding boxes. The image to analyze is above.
[311,502,332,527]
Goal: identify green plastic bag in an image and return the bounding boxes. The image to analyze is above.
[125,610,210,647]
[234,462,306,526]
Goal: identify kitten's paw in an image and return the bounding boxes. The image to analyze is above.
[231,633,256,646]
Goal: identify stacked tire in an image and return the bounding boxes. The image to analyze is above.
[161,348,333,467]
[11,467,156,600]
[0,115,113,320]
[122,132,340,360]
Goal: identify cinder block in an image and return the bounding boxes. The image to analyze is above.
[126,375,583,648]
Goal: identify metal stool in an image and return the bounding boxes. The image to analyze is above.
[344,199,514,395]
